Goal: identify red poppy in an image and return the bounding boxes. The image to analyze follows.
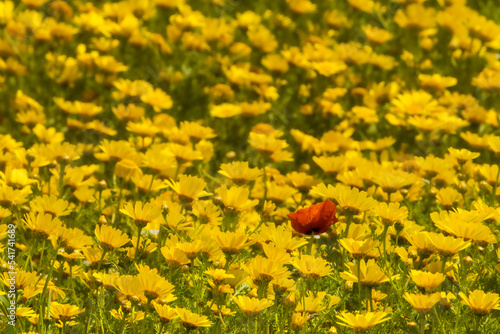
[287,200,337,235]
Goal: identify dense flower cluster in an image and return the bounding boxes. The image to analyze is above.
[0,0,500,333]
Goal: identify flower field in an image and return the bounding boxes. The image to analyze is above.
[1,0,500,333]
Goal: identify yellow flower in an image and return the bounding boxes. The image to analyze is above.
[140,88,173,112]
[95,225,130,251]
[94,139,136,162]
[448,148,480,165]
[212,230,254,255]
[210,103,242,118]
[404,292,442,314]
[136,265,176,302]
[176,308,213,329]
[217,185,259,213]
[362,25,393,45]
[459,290,500,316]
[419,74,457,92]
[287,313,308,331]
[286,171,320,193]
[339,238,379,260]
[0,207,12,220]
[153,303,179,324]
[431,211,497,245]
[161,246,190,267]
[372,168,419,195]
[436,187,463,210]
[312,184,377,215]
[312,156,346,177]
[164,143,204,164]
[114,158,141,180]
[394,4,436,30]
[425,232,471,257]
[0,167,36,190]
[233,296,273,316]
[409,270,446,293]
[204,268,235,283]
[292,255,332,279]
[114,275,146,304]
[375,202,408,226]
[247,24,277,52]
[49,302,85,322]
[295,291,326,313]
[242,255,289,285]
[255,223,308,252]
[23,212,62,239]
[219,161,262,185]
[248,132,289,157]
[120,201,162,228]
[165,174,211,203]
[336,311,390,332]
[110,306,145,324]
[341,259,396,288]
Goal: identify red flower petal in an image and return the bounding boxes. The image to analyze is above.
[288,200,338,235]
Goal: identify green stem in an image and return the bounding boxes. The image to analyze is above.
[148,174,156,194]
[38,241,61,334]
[419,314,426,334]
[135,227,143,262]
[96,249,108,272]
[261,159,268,203]
[58,163,66,197]
[369,288,374,311]
[343,213,353,238]
[381,225,389,260]
[490,164,500,205]
[357,260,362,303]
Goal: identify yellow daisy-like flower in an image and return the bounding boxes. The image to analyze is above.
[459,290,500,316]
[192,200,222,225]
[216,185,259,213]
[49,302,85,322]
[313,184,377,215]
[448,147,480,165]
[242,255,289,285]
[0,207,12,220]
[212,230,255,255]
[341,259,396,288]
[336,311,390,332]
[232,295,273,316]
[375,202,408,226]
[23,212,62,239]
[372,168,419,195]
[120,201,162,228]
[165,174,211,203]
[431,212,497,245]
[218,161,262,185]
[176,308,214,329]
[409,270,446,293]
[204,268,235,283]
[404,292,442,314]
[95,225,130,251]
[153,303,179,324]
[248,132,289,157]
[30,194,71,217]
[113,275,146,304]
[339,238,379,260]
[291,255,332,280]
[425,232,471,257]
[313,155,346,177]
[295,291,326,313]
[136,265,176,302]
[160,246,190,267]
